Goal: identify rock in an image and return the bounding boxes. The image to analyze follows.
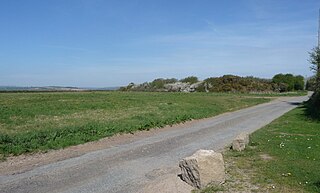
[164,81,203,92]
[164,82,191,92]
[179,149,225,189]
[232,132,250,151]
[190,81,203,91]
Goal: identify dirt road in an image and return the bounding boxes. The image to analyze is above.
[0,95,310,193]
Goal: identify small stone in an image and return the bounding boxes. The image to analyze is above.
[232,132,249,151]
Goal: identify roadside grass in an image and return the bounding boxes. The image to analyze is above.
[203,104,320,193]
[0,91,271,157]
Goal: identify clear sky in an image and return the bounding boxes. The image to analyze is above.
[1,0,319,87]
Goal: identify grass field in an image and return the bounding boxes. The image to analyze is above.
[213,104,320,192]
[0,91,272,157]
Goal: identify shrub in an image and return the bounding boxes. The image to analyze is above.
[180,76,199,84]
[204,75,273,93]
[272,73,304,92]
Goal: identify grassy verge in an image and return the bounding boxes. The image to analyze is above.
[202,104,319,192]
[0,91,271,157]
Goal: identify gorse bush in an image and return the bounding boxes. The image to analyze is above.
[202,75,275,93]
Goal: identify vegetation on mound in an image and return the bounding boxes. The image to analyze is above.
[120,74,305,93]
[180,76,199,84]
[0,92,270,157]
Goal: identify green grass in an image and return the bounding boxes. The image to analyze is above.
[0,91,270,157]
[222,105,320,192]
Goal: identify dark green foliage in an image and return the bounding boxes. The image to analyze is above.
[305,92,320,120]
[272,73,305,92]
[273,74,294,91]
[150,78,178,89]
[180,76,199,84]
[294,75,304,90]
[204,75,274,93]
[307,47,320,119]
[306,76,316,91]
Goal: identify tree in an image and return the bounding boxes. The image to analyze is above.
[272,73,304,92]
[272,74,293,92]
[307,47,320,118]
[294,75,305,90]
[309,47,320,92]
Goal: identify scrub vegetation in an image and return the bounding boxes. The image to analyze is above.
[121,74,305,93]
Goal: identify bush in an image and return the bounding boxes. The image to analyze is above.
[306,93,320,119]
[150,78,177,90]
[294,75,305,90]
[272,73,304,92]
[204,75,273,93]
[180,76,199,84]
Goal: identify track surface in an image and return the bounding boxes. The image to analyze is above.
[0,95,310,193]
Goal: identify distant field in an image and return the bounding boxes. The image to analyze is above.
[0,91,276,156]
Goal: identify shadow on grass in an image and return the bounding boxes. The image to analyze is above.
[314,181,320,189]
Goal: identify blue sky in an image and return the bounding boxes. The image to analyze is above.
[0,0,319,87]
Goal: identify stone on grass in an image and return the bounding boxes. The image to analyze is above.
[232,132,250,151]
[179,149,225,189]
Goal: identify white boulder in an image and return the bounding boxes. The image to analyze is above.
[179,149,225,189]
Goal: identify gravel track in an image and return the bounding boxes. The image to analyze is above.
[0,95,310,193]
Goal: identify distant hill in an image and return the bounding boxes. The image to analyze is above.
[0,86,86,92]
[81,87,120,91]
[0,86,120,92]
